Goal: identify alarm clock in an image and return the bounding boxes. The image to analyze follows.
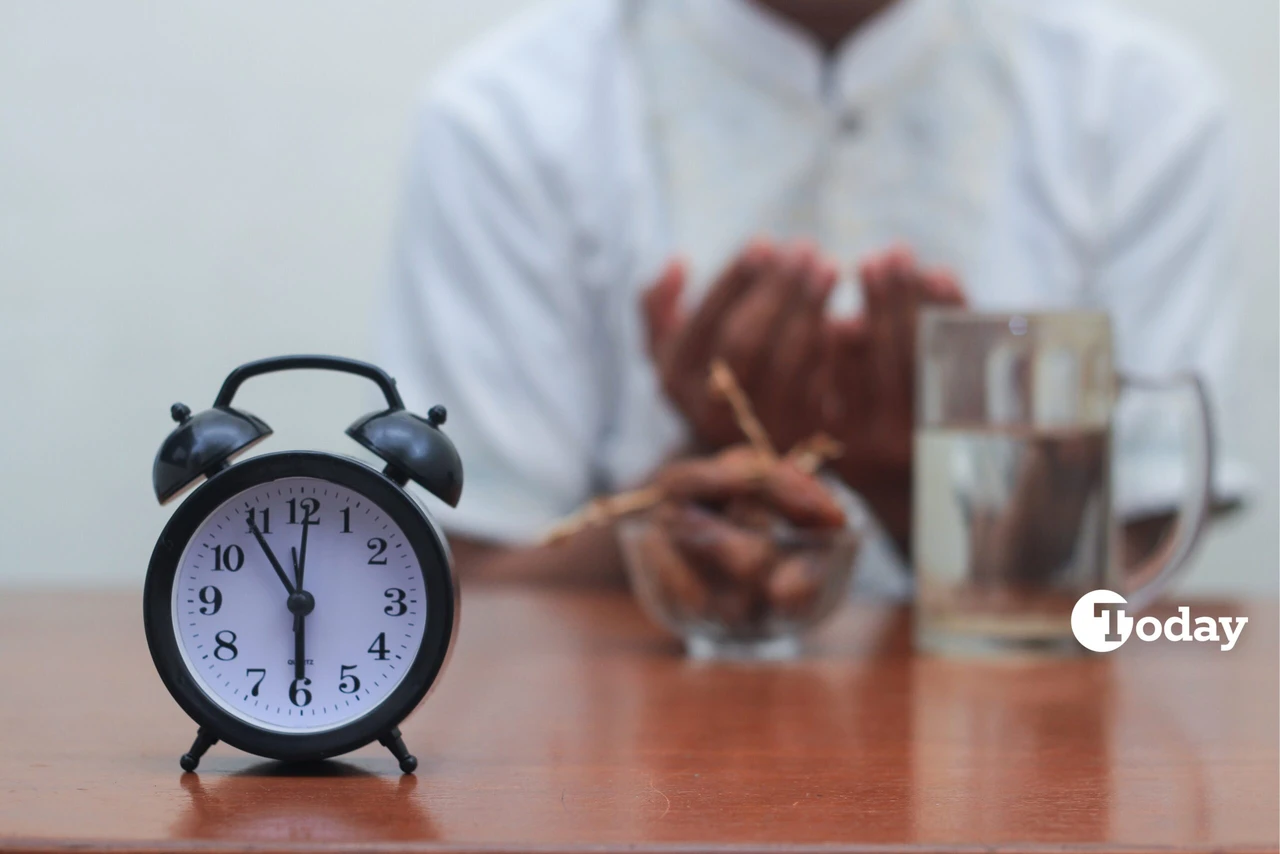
[144,355,462,774]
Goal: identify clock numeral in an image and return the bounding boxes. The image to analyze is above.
[340,507,351,534]
[338,664,360,694]
[214,630,238,661]
[367,632,389,661]
[211,544,244,572]
[383,588,407,617]
[367,538,388,565]
[289,677,312,707]
[245,668,266,697]
[287,497,320,526]
[197,585,222,615]
[246,507,271,535]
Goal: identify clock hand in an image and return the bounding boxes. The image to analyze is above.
[247,518,295,596]
[290,546,309,683]
[295,511,311,591]
[291,513,318,683]
[294,612,306,682]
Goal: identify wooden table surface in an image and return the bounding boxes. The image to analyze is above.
[0,586,1275,854]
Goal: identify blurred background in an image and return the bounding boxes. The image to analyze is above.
[0,0,1274,592]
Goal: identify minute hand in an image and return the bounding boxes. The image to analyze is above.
[247,519,295,596]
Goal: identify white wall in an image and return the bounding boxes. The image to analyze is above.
[0,0,1275,592]
[1107,0,1279,593]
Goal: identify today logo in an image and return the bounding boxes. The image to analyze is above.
[1070,589,1248,653]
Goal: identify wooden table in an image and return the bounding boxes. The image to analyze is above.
[0,587,1275,853]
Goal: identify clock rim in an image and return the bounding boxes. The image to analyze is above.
[144,450,457,763]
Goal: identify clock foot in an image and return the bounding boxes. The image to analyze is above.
[179,727,218,772]
[378,727,417,774]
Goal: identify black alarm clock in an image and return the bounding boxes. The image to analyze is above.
[144,355,462,774]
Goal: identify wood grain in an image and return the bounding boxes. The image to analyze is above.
[0,587,1275,854]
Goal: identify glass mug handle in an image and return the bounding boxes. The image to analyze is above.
[1117,373,1216,611]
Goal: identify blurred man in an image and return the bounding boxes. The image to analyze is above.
[381,0,1243,585]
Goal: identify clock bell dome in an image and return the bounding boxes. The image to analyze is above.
[152,403,272,504]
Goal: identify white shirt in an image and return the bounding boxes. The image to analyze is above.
[381,0,1246,551]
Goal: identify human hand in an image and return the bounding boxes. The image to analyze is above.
[643,239,839,453]
[821,245,966,549]
[636,445,848,627]
[653,445,847,533]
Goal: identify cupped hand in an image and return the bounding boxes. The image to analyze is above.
[643,238,838,453]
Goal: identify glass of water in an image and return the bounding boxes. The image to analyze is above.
[913,311,1213,656]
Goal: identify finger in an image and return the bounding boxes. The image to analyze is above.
[756,248,828,380]
[635,512,710,614]
[762,255,837,437]
[669,237,774,378]
[858,249,895,320]
[654,446,768,503]
[880,247,919,410]
[761,463,847,529]
[776,256,836,372]
[663,503,776,584]
[656,446,845,527]
[859,252,900,418]
[714,241,811,392]
[924,268,966,307]
[791,258,840,391]
[856,257,882,313]
[641,258,686,358]
[725,496,776,530]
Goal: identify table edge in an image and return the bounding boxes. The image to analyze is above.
[2,839,1276,854]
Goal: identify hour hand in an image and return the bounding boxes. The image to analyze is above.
[247,518,295,596]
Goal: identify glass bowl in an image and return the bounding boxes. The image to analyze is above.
[618,504,860,660]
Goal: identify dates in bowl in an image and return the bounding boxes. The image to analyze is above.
[617,461,861,660]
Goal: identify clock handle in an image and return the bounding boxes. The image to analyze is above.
[213,355,405,410]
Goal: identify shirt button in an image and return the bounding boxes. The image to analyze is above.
[838,112,862,134]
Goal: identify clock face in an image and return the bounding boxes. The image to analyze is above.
[171,476,427,734]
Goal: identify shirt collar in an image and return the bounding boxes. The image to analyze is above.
[688,0,949,108]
